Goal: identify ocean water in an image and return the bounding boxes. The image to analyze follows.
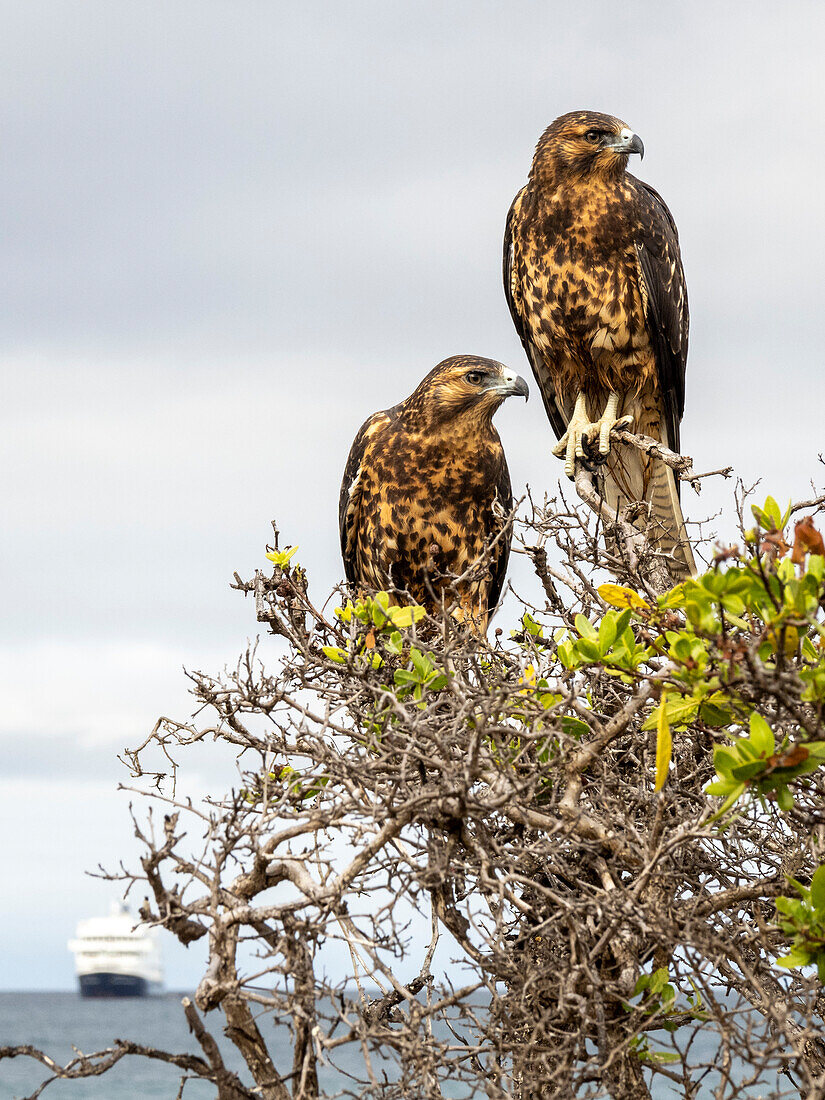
[0,993,413,1099]
[0,992,250,1098]
[0,992,787,1099]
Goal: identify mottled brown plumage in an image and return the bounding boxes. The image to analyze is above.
[339,356,528,628]
[504,110,695,577]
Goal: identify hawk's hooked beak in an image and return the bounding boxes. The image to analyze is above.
[610,127,644,159]
[494,370,529,401]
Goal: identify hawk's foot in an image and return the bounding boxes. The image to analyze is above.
[552,392,599,477]
[552,392,633,478]
[586,392,633,459]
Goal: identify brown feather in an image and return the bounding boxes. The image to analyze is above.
[504,110,694,579]
[339,356,525,629]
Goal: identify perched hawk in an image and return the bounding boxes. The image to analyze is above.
[504,110,696,577]
[339,355,528,629]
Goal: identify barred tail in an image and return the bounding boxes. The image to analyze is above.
[598,424,696,582]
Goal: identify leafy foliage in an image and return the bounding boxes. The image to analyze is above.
[14,489,825,1100]
[518,498,825,826]
[775,866,825,979]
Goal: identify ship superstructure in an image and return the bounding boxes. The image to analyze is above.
[68,902,163,997]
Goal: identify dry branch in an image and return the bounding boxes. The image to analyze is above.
[11,471,825,1100]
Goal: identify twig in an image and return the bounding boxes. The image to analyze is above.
[612,427,693,475]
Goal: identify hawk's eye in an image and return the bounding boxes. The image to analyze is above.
[584,129,601,144]
[465,370,485,386]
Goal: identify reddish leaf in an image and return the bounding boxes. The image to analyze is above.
[761,530,790,560]
[767,744,809,771]
[792,516,825,564]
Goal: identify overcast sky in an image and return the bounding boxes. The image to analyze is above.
[3,1,825,991]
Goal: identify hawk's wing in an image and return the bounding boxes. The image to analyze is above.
[487,457,514,614]
[503,189,567,439]
[338,411,387,585]
[631,178,689,457]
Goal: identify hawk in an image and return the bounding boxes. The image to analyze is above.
[339,355,529,629]
[504,110,696,577]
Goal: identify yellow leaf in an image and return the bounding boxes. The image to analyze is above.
[520,664,537,688]
[598,583,649,611]
[654,693,672,792]
[766,624,800,657]
[265,544,299,566]
[322,646,347,663]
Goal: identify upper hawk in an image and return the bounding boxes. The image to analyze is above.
[339,355,528,630]
[504,109,696,577]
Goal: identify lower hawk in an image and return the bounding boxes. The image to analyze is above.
[339,355,528,629]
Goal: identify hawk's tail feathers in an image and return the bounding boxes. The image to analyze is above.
[599,442,697,583]
[647,455,697,580]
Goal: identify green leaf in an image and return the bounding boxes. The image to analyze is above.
[598,614,618,653]
[764,496,783,528]
[521,612,545,638]
[700,699,734,727]
[657,584,686,610]
[561,717,590,739]
[613,609,633,638]
[776,947,813,969]
[642,694,701,731]
[731,760,768,781]
[387,604,426,628]
[776,785,793,812]
[410,648,431,678]
[787,877,811,901]
[575,639,601,663]
[748,713,775,757]
[735,739,762,762]
[777,557,796,583]
[775,896,800,917]
[574,613,597,640]
[645,1051,681,1065]
[649,968,669,994]
[705,778,739,796]
[712,747,741,776]
[811,866,825,910]
[556,641,576,669]
[632,974,651,996]
[707,781,747,821]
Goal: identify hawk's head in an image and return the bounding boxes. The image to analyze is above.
[532,110,644,184]
[403,355,528,430]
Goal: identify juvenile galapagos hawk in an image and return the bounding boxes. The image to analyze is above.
[339,355,528,629]
[504,110,696,577]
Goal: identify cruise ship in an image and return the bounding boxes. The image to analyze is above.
[68,902,164,997]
